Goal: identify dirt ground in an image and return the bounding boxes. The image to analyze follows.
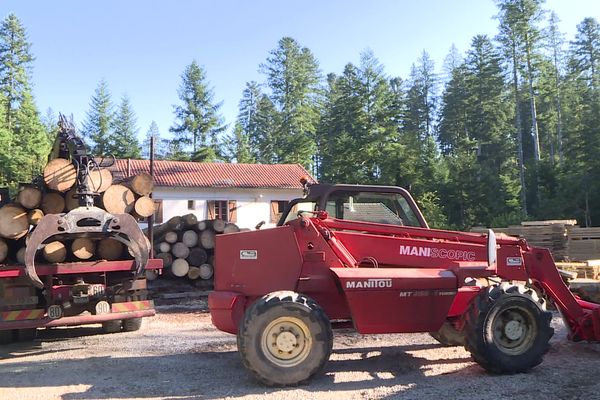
[1,299,600,400]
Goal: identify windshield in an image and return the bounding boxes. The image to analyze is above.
[282,201,317,224]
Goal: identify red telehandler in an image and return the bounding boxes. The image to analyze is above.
[0,116,161,343]
[209,180,600,386]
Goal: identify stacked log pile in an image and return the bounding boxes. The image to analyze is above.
[0,158,155,265]
[148,213,240,289]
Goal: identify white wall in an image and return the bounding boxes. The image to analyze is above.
[152,186,303,229]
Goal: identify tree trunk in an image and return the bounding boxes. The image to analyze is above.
[41,192,65,215]
[200,230,216,249]
[98,238,124,260]
[72,237,96,260]
[0,238,7,263]
[212,219,226,233]
[182,230,198,247]
[64,187,80,211]
[27,209,44,226]
[171,258,189,277]
[158,242,171,253]
[145,269,158,281]
[15,247,25,264]
[156,252,173,268]
[187,247,208,266]
[127,173,154,196]
[134,196,155,218]
[43,158,77,192]
[223,223,240,234]
[197,220,212,231]
[164,231,178,244]
[0,204,29,240]
[187,266,201,280]
[183,213,198,227]
[199,263,214,280]
[17,186,42,209]
[172,242,190,259]
[103,184,136,214]
[85,168,113,193]
[43,241,67,263]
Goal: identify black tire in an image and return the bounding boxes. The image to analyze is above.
[237,291,333,386]
[122,318,142,332]
[464,283,554,374]
[16,328,37,342]
[0,329,14,345]
[102,320,122,334]
[429,320,465,346]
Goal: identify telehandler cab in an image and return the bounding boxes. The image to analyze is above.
[209,180,600,386]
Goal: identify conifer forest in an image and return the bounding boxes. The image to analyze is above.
[0,1,599,230]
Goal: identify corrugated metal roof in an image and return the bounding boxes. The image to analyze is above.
[108,159,316,189]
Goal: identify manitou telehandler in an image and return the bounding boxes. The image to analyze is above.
[209,179,600,386]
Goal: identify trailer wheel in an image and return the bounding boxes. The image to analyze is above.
[429,320,465,346]
[102,320,122,334]
[464,283,553,373]
[122,318,142,332]
[237,291,333,386]
[17,328,37,342]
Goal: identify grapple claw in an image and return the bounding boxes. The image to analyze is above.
[24,206,150,289]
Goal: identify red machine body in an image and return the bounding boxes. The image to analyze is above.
[209,183,600,385]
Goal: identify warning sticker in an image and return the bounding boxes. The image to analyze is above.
[507,257,523,267]
[240,250,258,260]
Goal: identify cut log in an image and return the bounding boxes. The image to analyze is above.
[223,222,240,234]
[183,213,198,227]
[182,230,198,247]
[85,168,113,193]
[102,184,135,214]
[44,158,77,192]
[167,216,184,230]
[0,238,8,263]
[171,258,189,277]
[164,231,178,244]
[172,242,190,259]
[158,242,171,253]
[197,220,212,231]
[187,266,201,280]
[43,241,67,263]
[0,204,29,240]
[27,209,44,226]
[199,263,214,280]
[17,186,42,209]
[41,192,65,214]
[145,269,158,281]
[64,187,80,211]
[15,247,25,264]
[72,238,96,260]
[134,196,155,218]
[187,247,208,266]
[155,252,173,268]
[128,173,154,196]
[97,238,124,260]
[200,229,216,249]
[213,219,226,233]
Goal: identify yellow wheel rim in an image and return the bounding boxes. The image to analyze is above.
[261,316,312,367]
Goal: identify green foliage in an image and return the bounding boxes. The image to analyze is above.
[81,79,114,155]
[111,95,141,158]
[142,121,166,159]
[170,60,226,159]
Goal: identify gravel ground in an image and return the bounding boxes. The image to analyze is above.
[1,300,600,400]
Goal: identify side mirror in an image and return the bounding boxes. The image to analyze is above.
[487,229,497,268]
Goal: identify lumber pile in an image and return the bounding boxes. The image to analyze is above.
[556,260,600,280]
[0,158,155,265]
[148,213,241,289]
[566,227,600,262]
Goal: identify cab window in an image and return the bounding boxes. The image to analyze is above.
[325,191,421,227]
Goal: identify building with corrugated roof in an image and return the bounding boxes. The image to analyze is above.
[109,159,316,229]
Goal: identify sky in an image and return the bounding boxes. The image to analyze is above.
[1,0,598,148]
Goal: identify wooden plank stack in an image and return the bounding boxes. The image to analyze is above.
[148,213,241,289]
[0,158,155,265]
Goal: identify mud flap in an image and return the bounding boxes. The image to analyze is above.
[24,206,149,288]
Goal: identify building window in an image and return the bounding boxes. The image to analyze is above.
[153,199,163,224]
[271,200,287,223]
[207,200,237,222]
[188,200,195,210]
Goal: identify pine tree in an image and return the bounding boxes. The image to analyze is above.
[111,95,141,158]
[222,122,254,163]
[252,94,279,163]
[261,37,321,168]
[170,60,226,160]
[142,121,165,159]
[81,79,114,155]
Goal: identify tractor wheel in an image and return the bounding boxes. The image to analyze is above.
[237,291,333,386]
[429,320,465,346]
[464,283,554,373]
[16,328,37,342]
[122,318,142,332]
[102,320,122,334]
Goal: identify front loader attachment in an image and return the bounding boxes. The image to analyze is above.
[24,206,149,288]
